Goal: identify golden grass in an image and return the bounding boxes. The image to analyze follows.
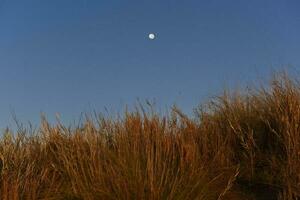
[0,72,300,199]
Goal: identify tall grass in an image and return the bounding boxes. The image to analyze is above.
[0,72,300,199]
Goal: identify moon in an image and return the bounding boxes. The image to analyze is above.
[148,33,155,40]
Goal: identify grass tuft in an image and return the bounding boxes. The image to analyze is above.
[0,71,300,199]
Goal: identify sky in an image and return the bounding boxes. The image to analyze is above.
[0,0,300,129]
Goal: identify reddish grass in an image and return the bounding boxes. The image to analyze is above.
[0,72,299,199]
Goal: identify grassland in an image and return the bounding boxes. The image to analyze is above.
[0,72,300,199]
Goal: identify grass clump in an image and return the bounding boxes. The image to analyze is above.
[0,72,300,199]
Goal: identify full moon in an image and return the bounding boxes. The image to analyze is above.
[148,33,155,40]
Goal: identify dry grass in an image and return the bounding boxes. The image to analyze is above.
[0,72,300,199]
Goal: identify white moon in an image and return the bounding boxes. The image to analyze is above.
[148,33,155,40]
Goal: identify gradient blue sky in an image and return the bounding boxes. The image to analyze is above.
[0,0,300,129]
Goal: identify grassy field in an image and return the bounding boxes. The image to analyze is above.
[0,72,300,200]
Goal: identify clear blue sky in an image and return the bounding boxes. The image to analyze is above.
[0,0,300,129]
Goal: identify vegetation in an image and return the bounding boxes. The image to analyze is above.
[0,72,300,199]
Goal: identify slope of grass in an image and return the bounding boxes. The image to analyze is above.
[0,72,299,199]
